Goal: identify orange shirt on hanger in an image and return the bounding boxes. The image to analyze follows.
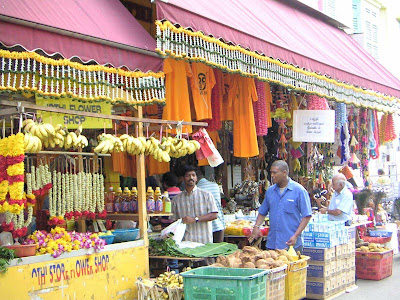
[233,76,259,158]
[162,58,193,133]
[220,73,237,121]
[191,62,216,120]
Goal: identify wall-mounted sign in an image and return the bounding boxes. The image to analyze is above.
[36,96,112,129]
[293,110,335,143]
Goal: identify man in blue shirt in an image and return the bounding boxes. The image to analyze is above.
[320,174,353,223]
[249,160,312,251]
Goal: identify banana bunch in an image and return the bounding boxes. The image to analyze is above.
[23,119,55,141]
[156,271,183,289]
[64,125,89,150]
[119,134,146,155]
[43,124,67,148]
[94,133,124,154]
[24,132,43,153]
[167,137,200,158]
[145,137,171,163]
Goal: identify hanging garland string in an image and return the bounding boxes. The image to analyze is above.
[0,50,166,106]
[155,20,399,114]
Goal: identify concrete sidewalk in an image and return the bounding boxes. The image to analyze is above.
[337,254,400,299]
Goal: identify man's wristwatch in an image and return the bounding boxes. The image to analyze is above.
[195,217,199,223]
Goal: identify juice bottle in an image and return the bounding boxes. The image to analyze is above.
[155,187,163,213]
[130,187,138,213]
[122,187,131,213]
[114,187,123,213]
[105,186,115,213]
[163,191,171,213]
[146,187,155,214]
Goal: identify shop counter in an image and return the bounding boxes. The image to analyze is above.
[1,239,149,299]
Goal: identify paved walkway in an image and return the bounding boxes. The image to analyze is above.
[338,254,400,299]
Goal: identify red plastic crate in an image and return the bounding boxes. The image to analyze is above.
[362,236,392,244]
[355,249,393,280]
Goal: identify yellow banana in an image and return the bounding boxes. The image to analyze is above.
[38,124,48,138]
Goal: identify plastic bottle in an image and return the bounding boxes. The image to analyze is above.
[146,187,155,214]
[105,186,115,213]
[163,191,171,213]
[122,187,131,213]
[154,187,163,213]
[114,187,123,213]
[288,245,298,261]
[130,187,138,213]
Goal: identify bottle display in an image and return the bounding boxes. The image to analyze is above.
[146,187,155,214]
[122,187,131,213]
[163,191,171,213]
[154,187,163,213]
[114,187,123,213]
[131,187,138,213]
[105,186,115,213]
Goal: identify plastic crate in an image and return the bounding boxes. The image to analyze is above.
[266,265,287,300]
[181,267,269,300]
[369,231,392,237]
[355,249,393,280]
[285,256,310,300]
[362,236,392,244]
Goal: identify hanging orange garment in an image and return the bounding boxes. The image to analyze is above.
[264,82,272,128]
[162,58,193,133]
[220,73,237,121]
[112,152,136,177]
[191,62,216,120]
[198,131,221,166]
[146,156,170,176]
[233,77,259,157]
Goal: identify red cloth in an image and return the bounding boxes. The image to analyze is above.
[253,80,269,136]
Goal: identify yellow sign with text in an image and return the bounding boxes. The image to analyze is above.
[35,96,112,129]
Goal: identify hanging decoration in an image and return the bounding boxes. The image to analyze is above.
[0,50,166,106]
[378,114,387,145]
[385,114,397,143]
[253,80,269,136]
[271,87,290,160]
[155,20,400,114]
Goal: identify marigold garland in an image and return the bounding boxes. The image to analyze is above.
[155,20,400,114]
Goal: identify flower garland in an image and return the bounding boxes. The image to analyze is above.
[0,133,26,215]
[24,227,105,258]
[0,50,166,106]
[155,20,400,114]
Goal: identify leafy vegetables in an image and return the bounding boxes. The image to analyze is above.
[149,238,186,257]
[0,247,16,273]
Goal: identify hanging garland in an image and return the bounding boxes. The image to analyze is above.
[155,20,399,114]
[0,50,166,106]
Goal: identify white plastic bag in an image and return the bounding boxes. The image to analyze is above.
[161,219,186,245]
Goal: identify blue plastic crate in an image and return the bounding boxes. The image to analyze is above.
[369,231,392,237]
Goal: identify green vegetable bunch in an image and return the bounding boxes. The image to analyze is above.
[149,237,186,257]
[0,247,16,273]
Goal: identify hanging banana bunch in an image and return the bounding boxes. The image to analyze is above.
[64,125,89,150]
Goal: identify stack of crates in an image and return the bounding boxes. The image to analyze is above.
[303,220,356,299]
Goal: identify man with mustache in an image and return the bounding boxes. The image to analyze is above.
[249,160,312,252]
[171,165,218,244]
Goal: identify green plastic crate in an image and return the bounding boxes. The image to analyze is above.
[181,267,269,300]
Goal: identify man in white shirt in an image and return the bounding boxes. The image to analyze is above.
[320,174,353,223]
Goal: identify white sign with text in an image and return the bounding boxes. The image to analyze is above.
[293,110,335,143]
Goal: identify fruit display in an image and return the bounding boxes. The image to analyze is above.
[98,230,114,237]
[137,269,187,300]
[225,220,269,237]
[213,246,300,269]
[22,120,88,151]
[356,242,391,253]
[94,133,201,161]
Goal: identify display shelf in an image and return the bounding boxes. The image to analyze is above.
[98,213,172,221]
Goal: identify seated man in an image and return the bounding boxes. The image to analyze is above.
[320,174,353,224]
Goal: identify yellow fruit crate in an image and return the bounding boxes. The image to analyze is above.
[285,256,310,300]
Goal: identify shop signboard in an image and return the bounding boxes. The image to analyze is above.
[293,110,335,143]
[35,95,112,129]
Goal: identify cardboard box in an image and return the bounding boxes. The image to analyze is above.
[345,255,355,269]
[303,247,336,262]
[307,262,335,280]
[306,280,332,299]
[336,258,346,273]
[335,244,345,258]
[304,240,316,247]
[348,226,356,239]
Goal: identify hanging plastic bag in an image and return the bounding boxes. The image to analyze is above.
[161,219,186,245]
[193,129,224,167]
